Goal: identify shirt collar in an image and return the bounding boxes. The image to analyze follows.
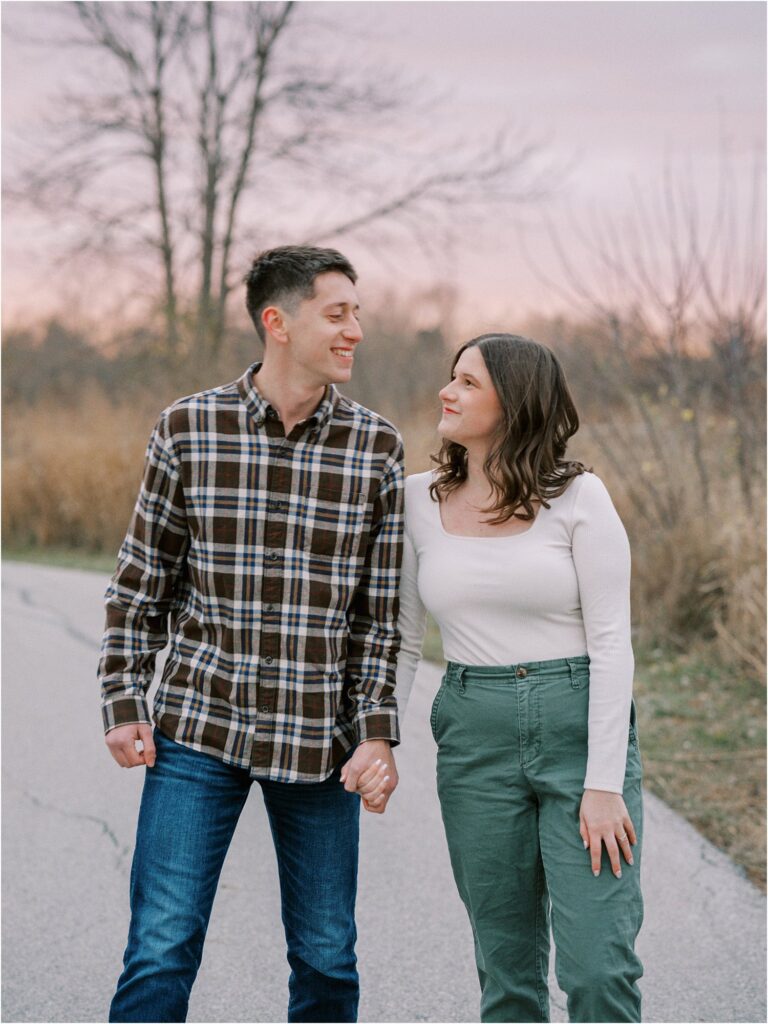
[237,362,339,430]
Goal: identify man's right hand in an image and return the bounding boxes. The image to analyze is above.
[105,723,156,768]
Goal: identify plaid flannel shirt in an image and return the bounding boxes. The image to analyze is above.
[99,362,405,782]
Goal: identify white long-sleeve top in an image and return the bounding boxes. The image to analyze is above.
[394,470,635,793]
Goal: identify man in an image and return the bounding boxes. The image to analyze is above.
[99,245,404,1023]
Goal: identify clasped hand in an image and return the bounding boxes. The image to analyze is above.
[340,739,398,814]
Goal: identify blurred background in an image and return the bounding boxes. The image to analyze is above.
[3,1,765,887]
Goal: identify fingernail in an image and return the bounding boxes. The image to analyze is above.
[628,858,634,866]
[583,840,588,849]
[593,870,600,877]
[374,758,382,765]
[616,870,622,878]
[383,775,390,782]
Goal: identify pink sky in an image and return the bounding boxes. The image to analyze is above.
[2,0,765,336]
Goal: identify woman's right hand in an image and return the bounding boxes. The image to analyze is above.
[579,789,636,878]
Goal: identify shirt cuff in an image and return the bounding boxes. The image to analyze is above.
[102,695,152,734]
[355,708,401,748]
[583,779,624,794]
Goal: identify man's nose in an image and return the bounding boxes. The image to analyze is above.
[343,319,363,343]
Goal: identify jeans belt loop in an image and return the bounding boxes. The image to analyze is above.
[567,658,579,689]
[457,664,466,695]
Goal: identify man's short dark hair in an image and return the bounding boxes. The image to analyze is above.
[244,245,358,342]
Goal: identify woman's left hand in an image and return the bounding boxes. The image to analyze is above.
[579,789,636,878]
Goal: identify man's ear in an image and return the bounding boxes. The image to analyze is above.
[261,305,289,344]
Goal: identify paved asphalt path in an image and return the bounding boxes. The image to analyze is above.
[2,561,766,1024]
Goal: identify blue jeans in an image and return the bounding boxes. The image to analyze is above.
[110,729,360,1023]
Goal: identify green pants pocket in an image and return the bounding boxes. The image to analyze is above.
[629,698,639,747]
[430,680,447,742]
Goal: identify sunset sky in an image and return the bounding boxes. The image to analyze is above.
[2,0,765,337]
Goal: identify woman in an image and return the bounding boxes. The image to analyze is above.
[394,334,644,1023]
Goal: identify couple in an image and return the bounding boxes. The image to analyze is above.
[99,245,644,1024]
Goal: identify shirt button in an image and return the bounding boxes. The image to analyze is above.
[268,551,278,561]
[265,604,275,613]
[264,656,273,665]
[516,667,528,678]
[260,704,270,714]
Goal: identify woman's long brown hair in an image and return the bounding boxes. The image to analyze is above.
[429,333,588,523]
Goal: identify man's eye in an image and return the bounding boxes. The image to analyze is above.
[329,314,343,321]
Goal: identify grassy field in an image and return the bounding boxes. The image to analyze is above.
[6,543,764,891]
[634,646,765,890]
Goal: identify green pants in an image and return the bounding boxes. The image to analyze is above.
[432,656,644,1024]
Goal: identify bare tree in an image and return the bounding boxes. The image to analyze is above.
[20,2,192,351]
[696,154,766,511]
[5,1,561,357]
[187,1,295,353]
[522,152,766,527]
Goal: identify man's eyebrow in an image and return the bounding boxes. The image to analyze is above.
[323,301,360,312]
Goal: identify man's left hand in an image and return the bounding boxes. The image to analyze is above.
[340,739,398,814]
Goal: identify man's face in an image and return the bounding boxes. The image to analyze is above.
[278,271,363,388]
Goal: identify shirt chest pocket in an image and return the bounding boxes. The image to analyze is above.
[298,485,371,561]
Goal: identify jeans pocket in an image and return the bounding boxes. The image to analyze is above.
[429,680,448,742]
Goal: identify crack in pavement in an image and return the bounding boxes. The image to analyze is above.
[9,780,133,874]
[8,585,102,653]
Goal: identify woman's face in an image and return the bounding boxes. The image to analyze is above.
[438,345,503,448]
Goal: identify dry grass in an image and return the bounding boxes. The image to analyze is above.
[573,415,766,684]
[3,392,158,554]
[711,506,766,678]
